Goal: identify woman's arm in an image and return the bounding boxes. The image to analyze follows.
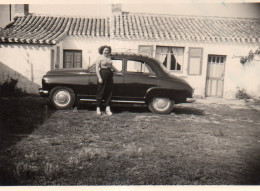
[95,58,103,83]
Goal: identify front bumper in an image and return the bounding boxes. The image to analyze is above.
[186,98,196,103]
[39,88,49,96]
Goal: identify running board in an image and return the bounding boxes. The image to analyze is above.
[80,99,145,104]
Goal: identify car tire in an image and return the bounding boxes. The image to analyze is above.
[49,86,75,109]
[148,97,174,114]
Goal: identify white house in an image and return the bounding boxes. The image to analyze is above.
[0,4,259,98]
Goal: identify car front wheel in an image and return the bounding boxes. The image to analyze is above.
[148,97,174,114]
[49,86,75,109]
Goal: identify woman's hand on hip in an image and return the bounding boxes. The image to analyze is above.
[98,78,103,83]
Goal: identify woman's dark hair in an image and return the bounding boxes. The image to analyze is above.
[98,45,112,55]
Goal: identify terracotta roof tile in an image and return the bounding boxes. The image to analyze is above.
[0,13,259,45]
[113,13,260,44]
[0,14,110,44]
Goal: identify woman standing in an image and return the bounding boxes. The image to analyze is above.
[95,45,113,116]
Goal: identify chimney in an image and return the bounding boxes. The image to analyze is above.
[0,5,11,28]
[111,4,122,15]
[110,4,122,40]
[0,4,28,28]
[11,4,29,18]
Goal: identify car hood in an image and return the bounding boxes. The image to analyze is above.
[164,72,190,85]
[46,68,90,75]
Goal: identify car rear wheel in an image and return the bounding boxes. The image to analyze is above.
[148,97,174,114]
[49,86,75,109]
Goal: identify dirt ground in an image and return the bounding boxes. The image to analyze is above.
[0,97,259,185]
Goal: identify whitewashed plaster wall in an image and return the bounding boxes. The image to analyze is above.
[109,39,259,99]
[60,36,111,69]
[0,44,51,93]
[236,55,260,98]
[45,36,260,98]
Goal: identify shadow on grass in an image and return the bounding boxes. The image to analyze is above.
[0,97,55,148]
[77,103,150,114]
[0,96,55,185]
[239,146,260,185]
[172,105,205,116]
[76,102,204,115]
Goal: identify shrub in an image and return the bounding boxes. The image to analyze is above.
[0,78,28,97]
[236,88,251,99]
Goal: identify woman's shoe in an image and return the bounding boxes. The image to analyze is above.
[96,107,102,115]
[106,111,113,116]
[106,106,113,116]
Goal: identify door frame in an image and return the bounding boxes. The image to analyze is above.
[205,54,227,97]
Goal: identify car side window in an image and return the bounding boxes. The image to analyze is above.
[112,59,123,72]
[126,60,155,74]
[90,59,123,73]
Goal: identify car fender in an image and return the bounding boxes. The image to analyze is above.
[145,87,175,102]
[145,87,191,104]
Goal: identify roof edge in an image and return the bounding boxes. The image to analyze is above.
[122,11,260,21]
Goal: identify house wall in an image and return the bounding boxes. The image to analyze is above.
[23,35,257,98]
[206,44,258,99]
[0,44,51,94]
[237,55,260,98]
[109,39,259,99]
[58,36,111,69]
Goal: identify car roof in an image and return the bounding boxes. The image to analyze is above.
[111,52,151,59]
[111,52,169,77]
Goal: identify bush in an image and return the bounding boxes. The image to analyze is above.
[0,78,28,97]
[236,88,251,99]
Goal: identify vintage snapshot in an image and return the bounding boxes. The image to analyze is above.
[0,0,259,189]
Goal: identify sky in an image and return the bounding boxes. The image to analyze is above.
[3,0,260,18]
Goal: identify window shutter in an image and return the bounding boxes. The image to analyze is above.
[56,46,60,68]
[51,50,55,69]
[188,47,203,75]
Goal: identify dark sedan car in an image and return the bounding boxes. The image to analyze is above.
[39,52,194,114]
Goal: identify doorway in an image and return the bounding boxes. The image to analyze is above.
[205,55,226,97]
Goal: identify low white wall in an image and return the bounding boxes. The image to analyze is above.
[0,44,51,94]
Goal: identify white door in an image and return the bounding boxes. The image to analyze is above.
[206,55,226,97]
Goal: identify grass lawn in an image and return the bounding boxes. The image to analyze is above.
[0,97,259,185]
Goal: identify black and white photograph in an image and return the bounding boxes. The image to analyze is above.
[0,0,259,189]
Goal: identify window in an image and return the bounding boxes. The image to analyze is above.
[63,50,82,68]
[112,59,123,72]
[188,47,203,75]
[127,60,154,74]
[155,46,184,71]
[91,59,123,73]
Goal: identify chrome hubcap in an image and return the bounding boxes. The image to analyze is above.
[54,90,71,107]
[153,97,171,111]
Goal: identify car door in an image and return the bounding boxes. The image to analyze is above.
[87,59,124,100]
[69,70,91,97]
[123,59,159,101]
